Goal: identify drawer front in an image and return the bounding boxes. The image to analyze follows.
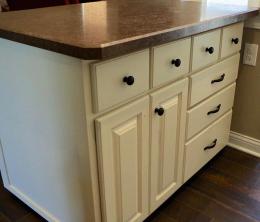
[91,50,149,112]
[184,111,232,182]
[152,38,191,87]
[221,23,244,59]
[192,29,221,71]
[190,53,240,107]
[187,83,236,140]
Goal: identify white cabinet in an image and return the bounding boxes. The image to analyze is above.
[95,97,150,222]
[150,79,188,211]
[95,78,189,221]
[0,22,244,222]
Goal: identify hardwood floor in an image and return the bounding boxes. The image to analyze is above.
[0,146,259,222]
[0,176,45,221]
[145,147,260,222]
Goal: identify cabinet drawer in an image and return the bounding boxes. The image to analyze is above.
[184,111,232,182]
[152,38,191,87]
[189,53,239,107]
[221,23,244,59]
[187,83,236,140]
[192,29,221,71]
[91,50,149,112]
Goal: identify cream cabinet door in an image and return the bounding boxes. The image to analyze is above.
[150,79,188,211]
[95,96,149,222]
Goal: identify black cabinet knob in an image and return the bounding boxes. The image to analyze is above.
[171,59,182,67]
[155,107,164,116]
[232,38,239,44]
[205,47,214,54]
[123,76,135,85]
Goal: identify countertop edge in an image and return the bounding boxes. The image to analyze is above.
[0,9,258,60]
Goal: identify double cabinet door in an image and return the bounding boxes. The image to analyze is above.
[95,79,188,222]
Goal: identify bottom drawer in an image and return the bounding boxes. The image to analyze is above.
[184,110,232,182]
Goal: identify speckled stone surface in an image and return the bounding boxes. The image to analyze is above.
[0,0,258,59]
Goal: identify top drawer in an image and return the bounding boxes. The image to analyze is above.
[91,50,149,112]
[152,38,191,87]
[189,53,240,107]
[192,29,221,71]
[221,23,244,59]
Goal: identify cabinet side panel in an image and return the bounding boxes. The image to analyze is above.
[0,39,89,222]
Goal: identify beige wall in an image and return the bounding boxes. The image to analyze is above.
[231,28,260,140]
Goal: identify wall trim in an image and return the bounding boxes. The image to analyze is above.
[228,131,260,158]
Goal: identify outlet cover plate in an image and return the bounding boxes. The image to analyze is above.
[243,43,258,66]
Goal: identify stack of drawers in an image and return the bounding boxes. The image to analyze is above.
[184,22,243,181]
[89,22,244,222]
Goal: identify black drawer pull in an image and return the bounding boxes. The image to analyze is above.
[211,74,225,84]
[171,59,182,67]
[123,76,135,85]
[204,139,218,151]
[206,47,214,54]
[207,104,221,115]
[232,38,239,44]
[155,107,165,116]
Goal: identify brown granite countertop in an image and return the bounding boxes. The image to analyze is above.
[0,0,258,60]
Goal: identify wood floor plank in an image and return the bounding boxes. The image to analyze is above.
[17,213,46,222]
[172,185,256,222]
[159,198,213,222]
[221,147,260,171]
[190,168,260,221]
[0,193,31,221]
[208,155,260,190]
[0,213,11,222]
[145,212,177,222]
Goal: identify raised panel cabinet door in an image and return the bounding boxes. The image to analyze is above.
[150,78,188,211]
[95,96,150,222]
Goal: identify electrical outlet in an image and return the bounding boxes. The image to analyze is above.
[243,43,258,66]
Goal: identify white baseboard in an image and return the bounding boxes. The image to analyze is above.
[228,131,260,158]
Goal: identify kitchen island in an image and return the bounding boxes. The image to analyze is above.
[0,1,258,222]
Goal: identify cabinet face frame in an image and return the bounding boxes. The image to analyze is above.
[95,96,150,222]
[149,78,188,211]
